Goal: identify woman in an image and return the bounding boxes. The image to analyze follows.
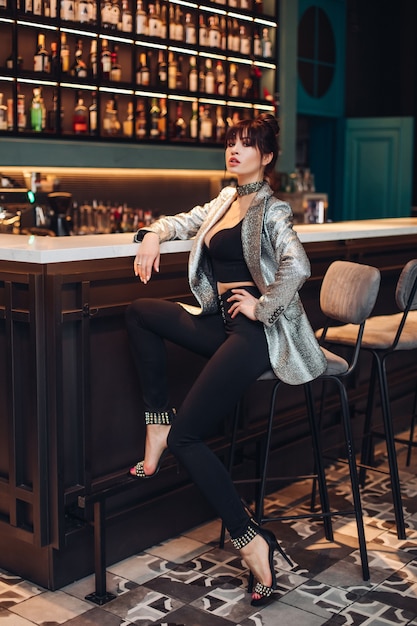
[125,113,326,606]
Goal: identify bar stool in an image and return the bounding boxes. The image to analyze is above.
[220,260,381,582]
[318,259,417,540]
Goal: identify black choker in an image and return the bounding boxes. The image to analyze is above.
[236,181,265,196]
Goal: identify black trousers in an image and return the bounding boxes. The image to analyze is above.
[125,287,271,538]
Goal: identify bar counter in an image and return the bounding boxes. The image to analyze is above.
[0,217,416,263]
[0,217,416,590]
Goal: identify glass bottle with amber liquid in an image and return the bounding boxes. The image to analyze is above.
[34,33,50,73]
[172,102,186,139]
[149,97,160,139]
[73,92,88,134]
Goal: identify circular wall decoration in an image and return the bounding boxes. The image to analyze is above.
[298,6,336,98]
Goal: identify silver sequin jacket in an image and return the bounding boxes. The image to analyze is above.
[134,183,327,385]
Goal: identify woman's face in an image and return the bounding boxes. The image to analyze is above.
[225,133,272,183]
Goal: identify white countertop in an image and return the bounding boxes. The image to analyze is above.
[0,217,416,264]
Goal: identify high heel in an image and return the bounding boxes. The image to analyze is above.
[129,451,166,479]
[250,524,292,607]
[231,521,293,607]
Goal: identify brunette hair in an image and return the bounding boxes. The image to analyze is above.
[225,113,280,190]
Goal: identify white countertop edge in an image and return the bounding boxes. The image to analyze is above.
[0,218,416,264]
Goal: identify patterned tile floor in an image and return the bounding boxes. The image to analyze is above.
[1,440,417,626]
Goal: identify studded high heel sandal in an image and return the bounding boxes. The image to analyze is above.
[129,409,175,479]
[231,520,293,607]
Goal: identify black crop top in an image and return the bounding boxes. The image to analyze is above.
[205,220,253,283]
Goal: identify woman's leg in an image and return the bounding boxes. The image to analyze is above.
[125,298,226,474]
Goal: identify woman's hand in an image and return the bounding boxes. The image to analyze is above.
[133,232,160,284]
[227,288,258,321]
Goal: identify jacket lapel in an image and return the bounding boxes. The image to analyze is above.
[242,191,268,292]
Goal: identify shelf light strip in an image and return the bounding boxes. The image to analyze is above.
[199,5,227,15]
[61,26,96,37]
[18,77,58,86]
[99,86,134,95]
[253,17,277,27]
[17,19,57,30]
[61,82,97,90]
[0,16,14,24]
[227,11,253,22]
[135,89,167,98]
[135,40,167,51]
[167,94,198,102]
[168,45,197,55]
[169,0,199,8]
[98,33,134,44]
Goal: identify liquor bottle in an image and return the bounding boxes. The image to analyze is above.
[220,17,226,50]
[188,56,198,92]
[34,33,50,73]
[73,92,88,133]
[261,28,272,58]
[215,106,226,143]
[102,98,121,134]
[77,0,89,22]
[199,14,207,47]
[231,19,240,52]
[157,50,167,87]
[149,97,160,139]
[25,0,33,11]
[167,52,177,90]
[60,32,70,73]
[189,99,198,139]
[251,63,261,99]
[176,55,183,89]
[158,97,167,139]
[50,40,60,77]
[228,63,239,97]
[240,0,251,9]
[239,25,251,56]
[159,2,166,38]
[47,89,63,132]
[253,29,262,56]
[110,44,122,81]
[0,0,7,8]
[135,0,147,36]
[30,87,44,132]
[184,12,196,45]
[200,105,213,142]
[17,92,26,131]
[49,0,57,18]
[110,0,121,29]
[0,93,8,131]
[89,91,97,134]
[208,16,220,48]
[172,102,186,139]
[88,0,96,23]
[89,39,97,78]
[135,98,147,139]
[215,59,225,96]
[101,39,111,79]
[101,0,112,28]
[147,3,160,37]
[121,0,132,31]
[173,5,183,41]
[33,0,41,14]
[204,58,215,94]
[168,4,175,39]
[228,0,238,7]
[123,101,134,135]
[61,0,75,21]
[136,52,149,86]
[71,39,88,78]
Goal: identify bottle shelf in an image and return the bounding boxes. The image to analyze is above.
[0,0,278,145]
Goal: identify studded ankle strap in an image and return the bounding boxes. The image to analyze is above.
[145,408,176,425]
[231,522,258,549]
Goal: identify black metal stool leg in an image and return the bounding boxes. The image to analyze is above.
[336,377,370,581]
[359,357,378,487]
[304,382,333,541]
[377,354,406,540]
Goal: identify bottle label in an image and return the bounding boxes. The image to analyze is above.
[185,27,196,45]
[240,39,251,56]
[136,14,147,35]
[122,13,132,31]
[208,30,220,48]
[189,71,198,92]
[61,0,74,20]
